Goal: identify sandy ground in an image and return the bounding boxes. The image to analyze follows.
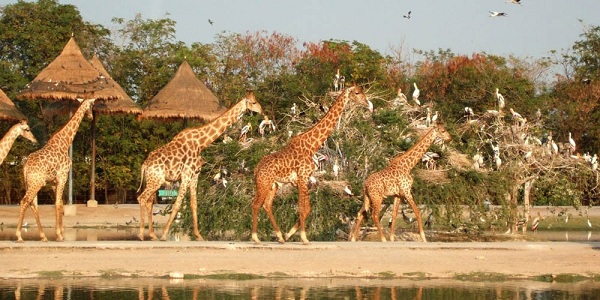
[0,204,599,280]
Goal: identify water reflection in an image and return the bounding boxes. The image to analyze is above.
[0,227,189,242]
[2,278,600,300]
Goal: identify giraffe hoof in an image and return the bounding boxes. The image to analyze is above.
[16,239,24,243]
[159,236,167,241]
[41,238,48,242]
[302,241,310,245]
[137,234,145,241]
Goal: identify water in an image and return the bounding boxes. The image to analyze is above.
[1,278,599,299]
[1,226,598,242]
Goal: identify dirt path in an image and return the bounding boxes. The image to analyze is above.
[1,204,599,280]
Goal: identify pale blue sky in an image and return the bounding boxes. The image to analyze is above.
[4,1,600,59]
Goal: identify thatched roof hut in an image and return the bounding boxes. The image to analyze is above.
[0,88,27,121]
[42,55,142,116]
[138,60,226,122]
[18,37,122,101]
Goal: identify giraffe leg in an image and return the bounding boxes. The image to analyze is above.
[370,198,386,242]
[54,173,68,242]
[160,179,190,241]
[188,173,204,241]
[146,195,157,241]
[296,181,311,245]
[252,182,283,244]
[350,191,371,242]
[137,181,161,241]
[16,185,47,243]
[389,197,401,242]
[405,192,427,242]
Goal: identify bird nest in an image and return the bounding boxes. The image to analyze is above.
[414,169,450,184]
[445,148,472,170]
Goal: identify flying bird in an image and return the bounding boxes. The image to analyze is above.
[403,11,412,19]
[489,11,508,17]
[208,19,214,25]
[506,0,521,4]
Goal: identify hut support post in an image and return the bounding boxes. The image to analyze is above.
[88,111,97,206]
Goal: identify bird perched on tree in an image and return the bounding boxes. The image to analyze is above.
[290,103,297,116]
[412,83,421,106]
[258,116,276,137]
[393,88,409,106]
[239,122,252,142]
[509,108,526,126]
[568,132,576,154]
[495,88,505,111]
[464,107,474,122]
[343,185,354,196]
[332,158,340,179]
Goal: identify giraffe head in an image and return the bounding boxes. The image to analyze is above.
[348,85,373,112]
[243,91,263,115]
[16,120,37,144]
[76,98,96,119]
[433,124,452,145]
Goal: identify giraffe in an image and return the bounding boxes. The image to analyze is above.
[0,120,37,166]
[15,98,96,242]
[136,91,263,241]
[349,124,452,243]
[251,85,373,245]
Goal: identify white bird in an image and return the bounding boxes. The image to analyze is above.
[495,155,502,169]
[568,132,576,152]
[464,107,474,122]
[343,185,354,196]
[403,10,411,19]
[332,158,340,178]
[221,178,228,188]
[472,151,484,170]
[213,172,221,182]
[290,103,297,116]
[258,116,276,136]
[506,0,521,4]
[412,83,421,106]
[239,122,252,141]
[393,88,408,106]
[495,88,505,110]
[431,111,438,124]
[551,140,559,155]
[535,108,541,122]
[587,218,592,228]
[489,11,508,17]
[509,108,526,126]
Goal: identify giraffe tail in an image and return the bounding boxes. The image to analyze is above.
[362,186,371,216]
[136,164,146,194]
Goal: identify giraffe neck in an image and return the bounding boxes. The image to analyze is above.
[0,124,20,163]
[45,100,92,153]
[392,126,438,170]
[180,98,247,149]
[296,88,352,153]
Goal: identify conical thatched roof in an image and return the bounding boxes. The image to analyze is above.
[138,60,225,121]
[0,88,28,121]
[41,55,142,117]
[88,55,141,115]
[18,37,123,101]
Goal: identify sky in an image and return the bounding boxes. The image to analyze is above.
[3,0,600,59]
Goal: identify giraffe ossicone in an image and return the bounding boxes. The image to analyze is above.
[136,91,263,241]
[251,85,373,245]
